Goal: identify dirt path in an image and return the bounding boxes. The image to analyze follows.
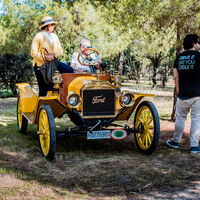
[0,98,16,110]
[1,98,199,200]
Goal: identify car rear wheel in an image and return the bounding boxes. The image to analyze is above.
[38,104,56,160]
[17,96,28,134]
[134,101,160,154]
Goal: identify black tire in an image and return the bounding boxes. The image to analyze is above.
[38,104,56,161]
[17,96,28,134]
[134,101,160,154]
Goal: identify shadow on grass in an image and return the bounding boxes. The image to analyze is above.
[0,120,200,199]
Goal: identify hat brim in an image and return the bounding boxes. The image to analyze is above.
[39,21,58,29]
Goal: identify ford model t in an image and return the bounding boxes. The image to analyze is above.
[16,48,160,160]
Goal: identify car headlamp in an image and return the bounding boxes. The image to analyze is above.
[66,93,80,108]
[120,92,135,107]
[123,94,132,105]
[69,95,78,106]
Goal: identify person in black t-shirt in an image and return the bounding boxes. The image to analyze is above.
[167,34,200,153]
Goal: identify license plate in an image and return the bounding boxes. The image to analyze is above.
[87,130,111,140]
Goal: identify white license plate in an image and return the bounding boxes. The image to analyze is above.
[87,130,111,140]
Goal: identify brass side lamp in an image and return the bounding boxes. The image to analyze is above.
[53,70,62,89]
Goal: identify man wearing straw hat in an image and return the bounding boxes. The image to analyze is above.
[31,16,73,96]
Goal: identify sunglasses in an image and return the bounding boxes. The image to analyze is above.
[86,46,92,49]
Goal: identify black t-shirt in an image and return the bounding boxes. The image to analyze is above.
[174,50,200,97]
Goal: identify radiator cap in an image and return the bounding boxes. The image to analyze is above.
[111,129,127,140]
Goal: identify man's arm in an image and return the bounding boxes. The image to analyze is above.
[174,68,179,95]
[70,53,82,73]
[70,62,82,72]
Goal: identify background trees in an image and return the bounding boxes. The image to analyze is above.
[1,0,200,93]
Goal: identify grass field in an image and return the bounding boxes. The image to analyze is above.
[0,83,200,200]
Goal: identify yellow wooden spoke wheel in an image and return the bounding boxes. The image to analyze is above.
[38,104,56,160]
[17,96,28,134]
[134,101,160,154]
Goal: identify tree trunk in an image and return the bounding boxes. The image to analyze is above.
[135,62,141,84]
[161,64,168,87]
[171,19,181,121]
[162,79,165,88]
[118,51,124,75]
[171,87,177,121]
[135,72,140,84]
[152,66,157,87]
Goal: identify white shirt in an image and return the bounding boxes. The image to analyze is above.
[70,52,91,72]
[70,52,101,73]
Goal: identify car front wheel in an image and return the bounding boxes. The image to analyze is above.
[134,101,160,154]
[38,104,56,160]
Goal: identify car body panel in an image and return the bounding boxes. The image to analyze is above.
[16,73,154,123]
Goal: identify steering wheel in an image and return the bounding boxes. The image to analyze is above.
[77,48,101,66]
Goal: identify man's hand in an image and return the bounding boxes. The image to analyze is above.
[96,60,107,71]
[96,60,101,70]
[77,68,83,73]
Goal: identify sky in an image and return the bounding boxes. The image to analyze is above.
[0,0,3,15]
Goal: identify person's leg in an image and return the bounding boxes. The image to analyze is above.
[190,97,200,147]
[57,61,74,73]
[173,98,190,143]
[34,65,48,96]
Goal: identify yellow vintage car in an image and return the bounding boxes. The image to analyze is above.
[16,49,160,160]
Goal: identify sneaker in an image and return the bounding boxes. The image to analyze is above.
[190,146,200,153]
[166,140,180,149]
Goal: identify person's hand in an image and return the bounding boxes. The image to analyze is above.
[48,53,55,58]
[77,68,83,73]
[44,53,54,61]
[96,60,102,70]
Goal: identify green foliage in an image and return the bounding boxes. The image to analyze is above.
[0,54,34,95]
[121,47,142,82]
[1,0,200,88]
[102,47,142,83]
[1,0,131,59]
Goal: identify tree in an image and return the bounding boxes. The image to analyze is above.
[2,0,200,95]
[153,0,200,121]
[92,0,177,84]
[1,0,132,58]
[122,47,142,83]
[147,52,164,87]
[0,54,33,95]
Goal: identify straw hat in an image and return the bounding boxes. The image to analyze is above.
[39,16,58,29]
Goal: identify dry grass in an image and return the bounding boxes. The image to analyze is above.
[0,90,200,200]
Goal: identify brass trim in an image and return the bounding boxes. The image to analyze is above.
[120,92,135,107]
[82,80,114,90]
